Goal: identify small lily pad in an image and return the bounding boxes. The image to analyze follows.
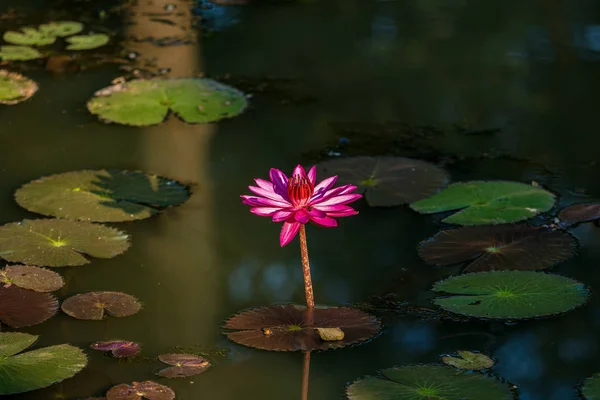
[347,365,513,400]
[61,291,142,320]
[441,350,495,370]
[0,45,42,61]
[317,327,344,341]
[3,27,55,46]
[0,70,38,104]
[91,341,140,358]
[0,285,58,328]
[66,33,110,50]
[157,353,211,378]
[558,203,600,225]
[432,271,589,319]
[0,332,87,395]
[418,224,576,272]
[38,21,84,37]
[223,304,381,351]
[1,265,63,292]
[106,381,175,400]
[317,156,449,206]
[87,78,248,126]
[0,219,130,267]
[410,181,555,225]
[582,373,600,399]
[15,169,190,222]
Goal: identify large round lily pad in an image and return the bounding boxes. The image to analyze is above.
[410,181,555,225]
[441,350,495,370]
[418,224,576,273]
[317,156,449,207]
[15,169,190,222]
[0,45,42,61]
[1,265,63,292]
[0,285,58,328]
[0,70,38,105]
[66,33,109,50]
[223,304,381,351]
[38,21,84,37]
[582,373,600,399]
[346,364,513,400]
[558,203,600,225]
[87,78,248,126]
[3,27,55,46]
[157,353,211,378]
[0,219,130,267]
[0,332,87,395]
[432,271,589,319]
[106,381,175,400]
[61,291,142,320]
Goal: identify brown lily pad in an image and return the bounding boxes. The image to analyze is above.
[61,292,142,320]
[156,353,211,378]
[558,203,600,225]
[223,304,381,351]
[418,224,576,272]
[0,265,63,292]
[90,341,140,358]
[0,285,58,328]
[106,381,175,400]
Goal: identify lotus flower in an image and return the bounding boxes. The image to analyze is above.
[241,165,362,246]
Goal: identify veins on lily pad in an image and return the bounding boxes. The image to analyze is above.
[156,353,211,378]
[61,291,142,320]
[0,265,64,292]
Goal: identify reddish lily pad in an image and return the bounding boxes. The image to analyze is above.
[61,292,142,320]
[558,203,600,225]
[157,353,211,378]
[0,285,58,328]
[90,341,140,358]
[106,381,175,400]
[317,156,449,207]
[418,224,576,272]
[1,265,64,292]
[223,304,381,351]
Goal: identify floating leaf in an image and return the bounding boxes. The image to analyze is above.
[347,365,513,400]
[223,304,381,351]
[61,291,142,320]
[0,219,130,267]
[0,285,57,328]
[157,353,211,378]
[410,181,555,225]
[90,340,140,358]
[316,327,344,341]
[558,203,600,225]
[0,332,87,395]
[1,265,63,292]
[317,156,449,206]
[441,351,495,370]
[87,78,248,126]
[3,27,55,46]
[418,224,576,272]
[15,169,190,222]
[66,33,110,50]
[582,373,600,399]
[0,70,38,104]
[0,45,42,61]
[432,271,589,319]
[106,381,175,400]
[38,21,84,37]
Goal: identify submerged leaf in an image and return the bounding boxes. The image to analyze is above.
[442,350,495,370]
[38,21,84,37]
[90,340,140,358]
[157,353,211,378]
[0,219,130,267]
[223,304,381,351]
[410,181,555,225]
[317,156,449,206]
[0,45,42,61]
[61,291,142,320]
[0,285,58,328]
[558,203,600,225]
[0,70,38,104]
[15,169,189,222]
[316,327,344,341]
[3,27,55,46]
[582,373,600,399]
[106,381,175,400]
[432,271,589,319]
[1,265,64,292]
[418,224,576,272]
[66,33,110,50]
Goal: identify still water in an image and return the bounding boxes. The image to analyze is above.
[2,0,600,398]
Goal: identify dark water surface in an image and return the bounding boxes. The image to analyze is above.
[2,0,600,399]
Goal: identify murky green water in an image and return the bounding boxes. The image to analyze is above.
[2,0,600,399]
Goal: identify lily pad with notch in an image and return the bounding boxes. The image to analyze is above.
[0,219,130,267]
[0,70,38,104]
[91,340,140,358]
[87,78,248,126]
[156,353,211,378]
[1,265,63,292]
[15,169,190,222]
[410,181,555,225]
[317,156,449,206]
[441,350,495,370]
[66,33,110,50]
[0,285,58,328]
[432,271,589,319]
[0,332,87,395]
[346,364,513,400]
[582,373,600,399]
[223,304,381,351]
[61,291,142,320]
[0,45,42,61]
[106,381,175,400]
[418,224,576,273]
[558,203,600,225]
[3,27,55,46]
[38,21,84,37]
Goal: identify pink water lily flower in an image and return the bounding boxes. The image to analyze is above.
[241,165,362,246]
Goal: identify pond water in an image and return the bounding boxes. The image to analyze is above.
[2,0,600,399]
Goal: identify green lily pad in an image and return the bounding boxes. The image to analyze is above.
[441,351,495,370]
[410,181,555,225]
[3,27,55,46]
[317,156,449,207]
[418,224,576,273]
[66,33,109,50]
[38,21,84,37]
[558,203,600,225]
[61,291,142,320]
[0,219,130,267]
[87,78,248,126]
[0,285,58,328]
[582,373,600,399]
[346,365,513,400]
[0,45,42,61]
[15,169,190,222]
[1,265,63,292]
[0,70,38,105]
[0,332,87,395]
[432,271,589,319]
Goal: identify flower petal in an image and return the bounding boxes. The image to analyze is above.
[311,176,338,198]
[307,166,317,186]
[250,207,281,217]
[312,193,362,207]
[310,215,338,228]
[254,178,275,191]
[313,204,356,213]
[270,168,289,197]
[307,208,327,218]
[326,207,358,218]
[292,165,307,179]
[280,220,301,246]
[294,209,311,224]
[273,210,294,222]
[312,184,357,203]
[241,195,288,208]
[248,186,291,205]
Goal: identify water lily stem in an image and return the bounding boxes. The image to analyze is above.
[301,351,311,400]
[299,224,315,308]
